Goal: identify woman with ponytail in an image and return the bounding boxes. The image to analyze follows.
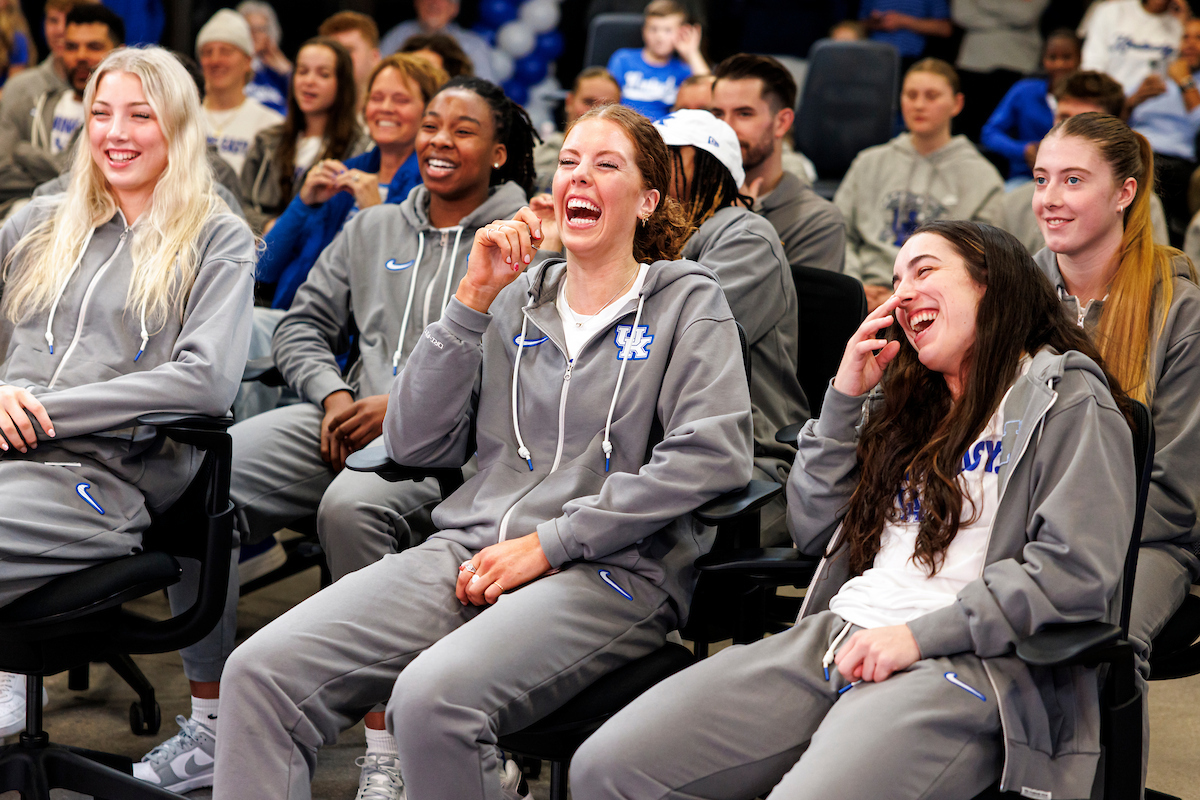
[0,46,254,739]
[1032,110,1200,782]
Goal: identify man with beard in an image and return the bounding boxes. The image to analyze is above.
[710,54,845,273]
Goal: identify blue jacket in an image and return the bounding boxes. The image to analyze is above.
[257,148,421,309]
[981,77,1054,179]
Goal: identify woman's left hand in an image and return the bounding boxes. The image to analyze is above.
[335,169,383,209]
[833,625,922,683]
[455,532,552,606]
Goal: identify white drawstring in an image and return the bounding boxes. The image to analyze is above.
[602,293,646,472]
[510,311,533,470]
[393,231,426,375]
[135,305,149,362]
[440,227,464,316]
[45,228,96,355]
[821,620,855,681]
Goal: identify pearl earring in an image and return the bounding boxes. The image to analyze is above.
[493,163,500,168]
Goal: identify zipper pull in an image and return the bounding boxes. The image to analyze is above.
[564,358,573,381]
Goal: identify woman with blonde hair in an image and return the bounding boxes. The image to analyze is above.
[0,45,255,740]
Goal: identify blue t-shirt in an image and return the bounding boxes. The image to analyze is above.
[980,77,1054,179]
[607,48,692,121]
[859,0,949,59]
[1,31,29,87]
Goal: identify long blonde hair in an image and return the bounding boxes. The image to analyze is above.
[1049,112,1196,403]
[3,46,225,332]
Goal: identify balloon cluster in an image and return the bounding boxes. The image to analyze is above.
[473,0,565,105]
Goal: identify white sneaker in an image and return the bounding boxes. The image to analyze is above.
[237,532,287,584]
[354,753,404,800]
[500,757,529,800]
[0,671,48,738]
[132,715,216,793]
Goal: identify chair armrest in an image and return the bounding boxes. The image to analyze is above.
[136,413,234,431]
[1014,621,1123,668]
[696,547,818,572]
[693,480,783,525]
[776,422,803,446]
[242,356,286,387]
[345,446,465,497]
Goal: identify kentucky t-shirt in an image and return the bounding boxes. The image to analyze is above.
[607,48,692,121]
[49,92,85,155]
[204,97,284,176]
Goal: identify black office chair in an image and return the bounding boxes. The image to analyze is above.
[582,13,644,68]
[789,265,867,420]
[794,39,900,199]
[0,413,236,800]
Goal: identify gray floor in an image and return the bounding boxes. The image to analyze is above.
[3,567,1198,800]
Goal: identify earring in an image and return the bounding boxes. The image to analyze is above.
[640,215,649,227]
[493,163,500,168]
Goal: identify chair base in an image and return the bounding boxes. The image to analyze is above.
[0,739,182,800]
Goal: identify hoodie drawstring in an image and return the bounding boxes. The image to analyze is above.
[601,293,646,472]
[441,227,464,317]
[135,305,149,362]
[510,311,534,470]
[393,231,426,375]
[822,620,855,681]
[45,228,96,355]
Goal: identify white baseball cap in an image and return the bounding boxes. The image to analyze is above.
[654,108,745,188]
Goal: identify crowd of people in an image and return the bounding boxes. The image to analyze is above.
[0,1,1197,800]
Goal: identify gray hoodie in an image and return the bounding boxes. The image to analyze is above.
[790,349,1134,800]
[0,196,255,509]
[1035,248,1200,578]
[952,0,1050,74]
[273,181,528,405]
[835,133,1005,287]
[385,258,754,622]
[754,170,846,274]
[0,88,76,208]
[681,205,807,482]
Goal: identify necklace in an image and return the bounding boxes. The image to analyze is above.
[564,268,639,327]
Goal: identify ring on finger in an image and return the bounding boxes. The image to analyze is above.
[494,582,505,594]
[460,560,477,573]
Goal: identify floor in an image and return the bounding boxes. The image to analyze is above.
[3,566,1197,800]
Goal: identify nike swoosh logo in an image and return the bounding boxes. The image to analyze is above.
[513,334,549,347]
[385,259,414,271]
[598,569,633,601]
[944,671,987,702]
[171,748,214,777]
[76,483,104,515]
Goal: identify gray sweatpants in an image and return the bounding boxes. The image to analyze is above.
[213,537,676,800]
[571,611,1003,800]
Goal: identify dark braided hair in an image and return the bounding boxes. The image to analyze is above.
[430,76,540,198]
[670,147,751,231]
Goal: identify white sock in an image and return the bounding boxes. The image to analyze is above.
[191,696,219,729]
[364,725,398,757]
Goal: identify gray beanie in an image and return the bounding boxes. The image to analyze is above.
[196,9,254,58]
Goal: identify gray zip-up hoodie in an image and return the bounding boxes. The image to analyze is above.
[0,196,255,509]
[682,205,807,481]
[1035,248,1200,579]
[385,258,754,622]
[273,181,528,405]
[789,349,1134,800]
[835,133,1005,287]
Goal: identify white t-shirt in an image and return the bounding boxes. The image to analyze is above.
[1080,0,1183,94]
[49,93,84,155]
[555,265,648,361]
[828,375,1025,630]
[204,97,284,176]
[293,135,323,179]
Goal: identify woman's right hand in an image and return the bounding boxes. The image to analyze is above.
[299,159,349,206]
[0,385,54,453]
[455,208,544,314]
[832,294,902,398]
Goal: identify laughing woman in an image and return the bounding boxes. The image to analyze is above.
[0,46,253,738]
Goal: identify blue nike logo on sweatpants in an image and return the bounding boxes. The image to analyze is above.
[76,483,105,515]
[598,569,633,600]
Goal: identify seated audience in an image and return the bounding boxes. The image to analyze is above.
[318,11,382,109]
[1033,111,1200,784]
[1082,0,1185,96]
[0,46,253,743]
[670,73,713,111]
[139,77,532,797]
[711,53,845,274]
[237,0,291,115]
[571,219,1135,800]
[0,0,34,89]
[836,58,1004,310]
[399,31,474,78]
[379,0,495,82]
[240,37,370,234]
[196,8,284,176]
[858,0,952,63]
[1126,16,1200,245]
[1000,70,1169,253]
[212,101,753,800]
[607,0,708,122]
[533,67,620,193]
[981,29,1082,183]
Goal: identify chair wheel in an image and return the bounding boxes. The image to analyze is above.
[130,700,161,735]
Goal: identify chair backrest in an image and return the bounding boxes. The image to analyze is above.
[791,265,867,417]
[584,13,645,68]
[794,39,899,181]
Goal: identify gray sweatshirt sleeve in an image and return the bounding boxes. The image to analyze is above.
[908,378,1135,660]
[1142,321,1200,549]
[31,217,255,435]
[271,221,356,406]
[790,197,846,274]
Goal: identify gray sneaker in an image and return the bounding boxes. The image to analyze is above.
[132,715,216,793]
[354,754,405,800]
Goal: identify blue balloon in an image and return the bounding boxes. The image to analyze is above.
[479,0,519,28]
[502,78,530,106]
[470,23,497,47]
[535,29,565,61]
[514,53,548,86]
